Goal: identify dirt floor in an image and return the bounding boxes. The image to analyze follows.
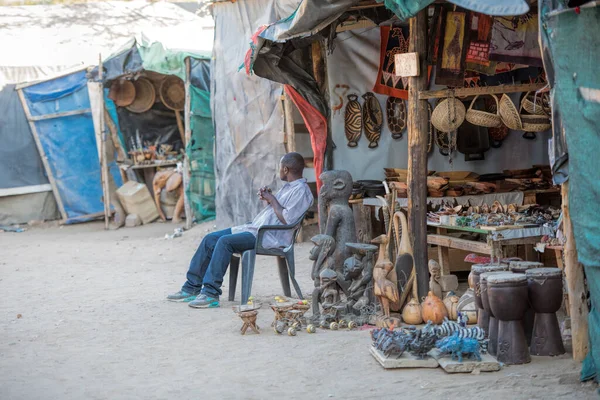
[0,221,597,399]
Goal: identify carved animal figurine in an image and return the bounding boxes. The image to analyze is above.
[408,322,439,359]
[318,170,357,292]
[428,260,443,299]
[344,94,362,147]
[343,254,372,313]
[372,235,399,319]
[436,333,482,362]
[372,327,411,358]
[362,92,383,148]
[152,169,185,222]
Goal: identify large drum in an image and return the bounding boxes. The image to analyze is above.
[488,273,531,365]
[509,261,543,346]
[471,264,507,335]
[526,268,566,356]
[480,271,509,356]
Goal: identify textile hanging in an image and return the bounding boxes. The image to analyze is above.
[373,26,411,100]
[489,14,543,67]
[435,9,471,87]
[465,14,493,70]
[284,85,327,192]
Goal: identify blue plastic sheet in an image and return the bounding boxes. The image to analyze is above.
[22,70,122,223]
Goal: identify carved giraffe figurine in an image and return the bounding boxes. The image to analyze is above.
[371,234,399,319]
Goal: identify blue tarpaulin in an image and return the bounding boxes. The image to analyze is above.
[21,69,122,223]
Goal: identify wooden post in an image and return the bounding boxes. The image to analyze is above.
[98,55,110,230]
[407,9,429,299]
[283,93,296,153]
[562,181,589,361]
[183,58,193,230]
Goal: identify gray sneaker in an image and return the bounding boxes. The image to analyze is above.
[167,290,197,302]
[188,293,220,308]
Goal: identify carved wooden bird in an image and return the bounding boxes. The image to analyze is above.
[372,234,400,319]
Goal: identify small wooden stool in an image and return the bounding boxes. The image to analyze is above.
[270,302,294,327]
[239,310,260,335]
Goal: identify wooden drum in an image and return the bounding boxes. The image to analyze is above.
[509,261,543,346]
[487,273,531,365]
[480,271,510,356]
[471,264,507,334]
[526,268,566,356]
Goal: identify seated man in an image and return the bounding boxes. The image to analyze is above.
[167,152,313,308]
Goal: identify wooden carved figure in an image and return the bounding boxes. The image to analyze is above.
[428,259,443,299]
[152,169,185,223]
[309,234,336,318]
[318,170,357,292]
[343,254,373,314]
[372,234,399,319]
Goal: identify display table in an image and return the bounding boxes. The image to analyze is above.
[427,223,553,275]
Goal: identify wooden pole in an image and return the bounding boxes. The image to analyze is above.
[562,181,589,361]
[283,93,296,153]
[99,55,110,230]
[183,58,193,230]
[407,9,430,299]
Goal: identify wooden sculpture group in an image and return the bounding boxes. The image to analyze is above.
[311,169,457,329]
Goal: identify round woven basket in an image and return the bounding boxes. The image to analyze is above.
[108,79,136,107]
[127,78,156,113]
[159,75,185,111]
[520,103,551,132]
[499,94,522,130]
[465,95,502,128]
[431,98,466,133]
[521,92,548,116]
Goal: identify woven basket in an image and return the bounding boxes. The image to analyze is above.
[499,94,522,130]
[431,98,466,133]
[127,78,156,113]
[108,79,136,107]
[465,95,502,128]
[159,75,185,111]
[521,92,547,116]
[520,103,551,132]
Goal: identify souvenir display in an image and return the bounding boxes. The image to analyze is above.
[386,96,407,139]
[362,92,383,148]
[374,26,410,99]
[344,94,363,147]
[332,84,350,115]
[490,14,543,67]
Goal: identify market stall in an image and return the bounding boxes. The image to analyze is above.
[241,0,595,376]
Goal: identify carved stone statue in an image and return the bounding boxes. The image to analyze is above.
[428,259,443,299]
[318,170,357,284]
[343,243,377,315]
[309,234,336,318]
[372,234,399,319]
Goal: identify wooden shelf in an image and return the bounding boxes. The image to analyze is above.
[418,83,546,100]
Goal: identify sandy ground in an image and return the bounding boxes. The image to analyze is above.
[0,221,597,400]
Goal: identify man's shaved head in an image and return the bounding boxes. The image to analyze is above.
[280,152,305,176]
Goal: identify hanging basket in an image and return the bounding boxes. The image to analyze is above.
[108,79,136,107]
[127,78,156,114]
[521,91,548,116]
[498,94,522,131]
[431,98,466,133]
[520,103,551,132]
[465,95,502,128]
[159,75,185,111]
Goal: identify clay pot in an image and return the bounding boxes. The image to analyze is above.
[402,298,423,325]
[421,291,448,324]
[443,292,460,320]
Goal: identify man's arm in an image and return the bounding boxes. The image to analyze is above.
[261,191,287,224]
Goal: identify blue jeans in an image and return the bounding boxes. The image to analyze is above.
[182,228,256,298]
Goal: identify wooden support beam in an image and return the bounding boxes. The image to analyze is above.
[283,92,296,153]
[311,39,333,171]
[407,10,430,299]
[29,108,91,122]
[562,181,589,361]
[418,83,545,100]
[428,234,492,255]
[183,57,194,230]
[17,89,68,221]
[0,184,52,197]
